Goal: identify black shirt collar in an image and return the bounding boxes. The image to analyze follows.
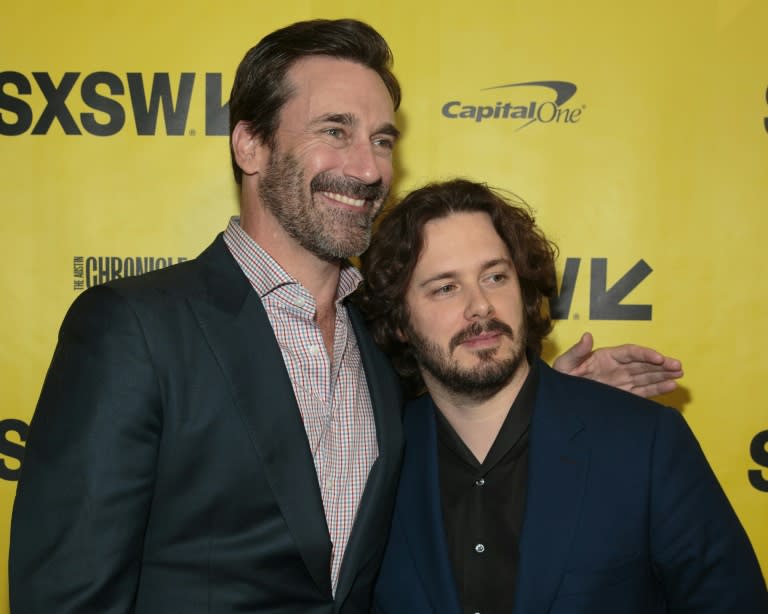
[434,357,539,471]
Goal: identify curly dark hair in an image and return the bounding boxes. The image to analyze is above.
[355,178,558,397]
[229,18,401,184]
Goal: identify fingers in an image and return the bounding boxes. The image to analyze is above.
[660,356,683,372]
[610,343,666,366]
[628,378,679,398]
[610,344,684,374]
[552,338,684,400]
[620,365,684,398]
[624,365,684,382]
[579,331,594,352]
[565,332,594,361]
[551,332,595,374]
[623,360,684,378]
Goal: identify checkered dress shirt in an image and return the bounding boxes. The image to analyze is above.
[223,217,379,592]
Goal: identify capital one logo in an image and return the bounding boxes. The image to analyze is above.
[442,80,584,130]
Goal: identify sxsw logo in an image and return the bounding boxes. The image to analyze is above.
[551,258,652,321]
[749,430,768,492]
[442,80,584,130]
[0,418,26,481]
[764,85,767,133]
[0,71,229,136]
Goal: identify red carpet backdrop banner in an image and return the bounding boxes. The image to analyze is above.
[1,0,766,606]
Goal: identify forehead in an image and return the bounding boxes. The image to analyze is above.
[414,212,511,276]
[282,56,395,122]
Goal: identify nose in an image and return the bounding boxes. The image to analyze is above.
[464,284,495,320]
[342,140,387,185]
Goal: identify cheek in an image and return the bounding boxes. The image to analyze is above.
[501,293,526,327]
[378,156,394,184]
[295,142,344,175]
[416,308,457,344]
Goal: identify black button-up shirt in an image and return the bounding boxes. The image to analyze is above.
[435,360,538,614]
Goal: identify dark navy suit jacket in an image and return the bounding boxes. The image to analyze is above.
[10,235,404,614]
[374,360,767,613]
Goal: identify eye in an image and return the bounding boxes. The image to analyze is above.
[373,135,395,151]
[324,127,344,138]
[486,272,508,285]
[432,284,457,296]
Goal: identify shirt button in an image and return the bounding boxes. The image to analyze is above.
[309,345,320,356]
[474,543,485,554]
[475,478,485,486]
[293,296,306,308]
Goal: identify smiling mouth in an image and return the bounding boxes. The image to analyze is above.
[319,191,367,208]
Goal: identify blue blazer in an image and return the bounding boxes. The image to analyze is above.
[373,360,767,613]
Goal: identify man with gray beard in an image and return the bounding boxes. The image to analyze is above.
[10,19,683,614]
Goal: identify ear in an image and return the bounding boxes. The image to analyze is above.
[231,120,269,177]
[395,327,408,343]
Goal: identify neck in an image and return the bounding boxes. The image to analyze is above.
[239,193,344,359]
[239,197,342,311]
[426,359,530,463]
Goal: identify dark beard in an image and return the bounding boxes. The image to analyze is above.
[258,150,387,261]
[406,319,527,402]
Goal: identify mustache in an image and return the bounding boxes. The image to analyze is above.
[449,320,513,352]
[310,173,387,203]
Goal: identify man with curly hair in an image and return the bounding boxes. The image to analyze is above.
[363,179,768,614]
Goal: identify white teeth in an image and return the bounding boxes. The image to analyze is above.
[320,191,366,208]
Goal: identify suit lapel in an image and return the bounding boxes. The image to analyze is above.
[189,236,333,597]
[398,396,462,614]
[513,362,589,614]
[334,305,404,606]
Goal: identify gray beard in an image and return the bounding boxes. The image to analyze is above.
[258,150,386,261]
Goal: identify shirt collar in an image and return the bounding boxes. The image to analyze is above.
[435,356,539,469]
[223,216,362,303]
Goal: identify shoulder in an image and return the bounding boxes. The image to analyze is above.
[536,360,680,437]
[535,361,703,491]
[62,261,198,329]
[105,236,223,298]
[100,259,206,315]
[76,234,238,304]
[60,235,240,333]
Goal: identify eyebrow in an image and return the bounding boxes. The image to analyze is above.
[417,258,512,288]
[314,112,400,140]
[377,122,401,140]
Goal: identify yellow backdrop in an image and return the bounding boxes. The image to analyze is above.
[1,1,766,608]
